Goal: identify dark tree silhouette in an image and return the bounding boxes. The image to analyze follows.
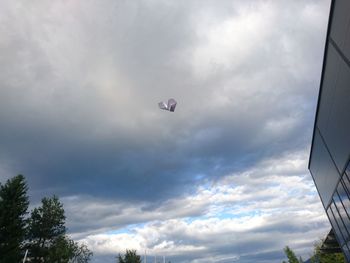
[117,249,142,263]
[0,175,29,263]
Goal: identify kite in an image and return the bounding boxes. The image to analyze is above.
[158,98,177,112]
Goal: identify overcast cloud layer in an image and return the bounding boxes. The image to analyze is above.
[0,0,331,262]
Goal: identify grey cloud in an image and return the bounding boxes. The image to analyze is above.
[60,151,329,262]
[0,0,329,203]
[59,150,316,235]
[0,1,332,262]
[85,213,328,263]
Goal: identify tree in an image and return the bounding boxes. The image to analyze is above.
[27,195,93,262]
[46,235,93,263]
[282,246,303,263]
[0,174,93,263]
[310,240,345,263]
[117,249,142,263]
[0,175,29,263]
[283,241,346,263]
[47,235,75,262]
[27,195,67,262]
[69,239,93,263]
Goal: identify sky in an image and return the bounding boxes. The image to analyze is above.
[0,0,332,262]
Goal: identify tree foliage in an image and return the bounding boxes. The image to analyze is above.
[27,195,93,262]
[282,246,303,263]
[69,239,94,263]
[0,175,29,263]
[27,196,66,262]
[283,242,346,263]
[45,235,93,263]
[0,175,93,263]
[310,240,345,263]
[47,235,76,262]
[117,249,142,263]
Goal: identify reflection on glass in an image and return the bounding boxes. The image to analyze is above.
[342,173,350,197]
[344,243,350,262]
[331,202,348,245]
[328,205,345,245]
[338,182,350,217]
[333,192,350,241]
[346,162,350,177]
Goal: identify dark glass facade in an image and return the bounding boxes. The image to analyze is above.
[309,0,350,261]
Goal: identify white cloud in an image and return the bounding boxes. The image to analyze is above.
[66,150,329,262]
[0,0,332,262]
[191,1,275,78]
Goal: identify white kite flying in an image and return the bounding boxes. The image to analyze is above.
[158,98,177,112]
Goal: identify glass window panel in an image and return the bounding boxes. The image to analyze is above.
[309,130,341,207]
[346,161,350,176]
[331,201,349,244]
[333,192,350,241]
[342,173,350,196]
[338,181,350,217]
[344,243,350,262]
[328,205,345,245]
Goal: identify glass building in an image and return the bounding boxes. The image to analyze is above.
[309,0,350,261]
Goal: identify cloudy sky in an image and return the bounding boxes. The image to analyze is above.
[0,0,332,262]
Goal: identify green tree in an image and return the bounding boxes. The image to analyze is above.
[46,235,93,263]
[0,175,29,263]
[47,235,75,262]
[69,239,93,263]
[27,195,67,262]
[310,240,345,263]
[0,175,93,262]
[27,194,93,262]
[282,246,303,263]
[283,240,346,263]
[117,249,142,263]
